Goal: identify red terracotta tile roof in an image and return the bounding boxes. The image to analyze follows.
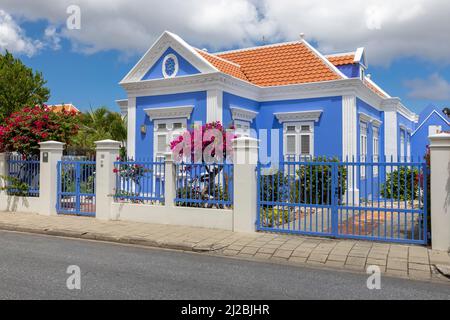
[47,104,80,114]
[204,42,342,86]
[196,49,248,82]
[327,54,356,66]
[364,78,389,98]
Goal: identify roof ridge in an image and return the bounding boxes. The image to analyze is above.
[214,40,301,55]
[195,48,241,67]
[325,51,356,58]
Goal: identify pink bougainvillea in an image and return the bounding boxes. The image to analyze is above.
[0,105,79,155]
[170,121,236,163]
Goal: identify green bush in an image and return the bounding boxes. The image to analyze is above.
[0,175,30,196]
[381,167,419,201]
[260,207,290,227]
[259,171,289,207]
[176,183,230,208]
[293,157,347,205]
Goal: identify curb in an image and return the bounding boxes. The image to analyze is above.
[0,223,225,253]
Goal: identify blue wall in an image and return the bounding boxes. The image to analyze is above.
[141,47,200,80]
[411,111,450,160]
[336,64,360,78]
[221,92,343,162]
[397,113,415,160]
[135,91,207,160]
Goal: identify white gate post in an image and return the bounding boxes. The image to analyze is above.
[429,133,450,251]
[0,153,7,200]
[232,137,259,233]
[164,152,176,208]
[95,140,121,221]
[39,141,64,216]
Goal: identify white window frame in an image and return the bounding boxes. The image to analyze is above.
[233,119,251,138]
[153,118,187,162]
[406,132,411,161]
[372,125,380,176]
[283,122,314,161]
[400,129,405,161]
[360,121,368,178]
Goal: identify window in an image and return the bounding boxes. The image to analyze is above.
[153,119,186,161]
[234,120,251,137]
[283,122,313,161]
[406,133,411,161]
[373,126,379,176]
[360,121,368,177]
[400,129,405,161]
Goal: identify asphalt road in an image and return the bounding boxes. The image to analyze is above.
[0,230,449,300]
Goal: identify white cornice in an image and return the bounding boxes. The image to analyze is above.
[230,106,258,122]
[144,105,194,120]
[120,31,217,83]
[116,99,128,115]
[359,112,382,127]
[274,110,323,123]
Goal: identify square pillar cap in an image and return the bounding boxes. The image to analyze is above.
[95,139,122,151]
[429,132,450,148]
[39,140,65,151]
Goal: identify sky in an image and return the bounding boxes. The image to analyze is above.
[0,0,449,114]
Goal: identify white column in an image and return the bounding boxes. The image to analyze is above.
[382,100,399,160]
[39,141,64,216]
[95,139,121,221]
[429,133,450,251]
[342,95,359,204]
[232,137,259,233]
[127,96,136,159]
[0,153,7,198]
[163,152,176,208]
[206,89,223,123]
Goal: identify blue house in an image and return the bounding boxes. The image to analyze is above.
[117,31,418,164]
[411,105,450,160]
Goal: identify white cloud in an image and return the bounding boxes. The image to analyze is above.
[0,9,42,56]
[405,73,450,100]
[44,26,61,50]
[0,0,450,65]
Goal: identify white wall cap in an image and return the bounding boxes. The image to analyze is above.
[429,133,450,148]
[232,136,259,149]
[39,141,65,151]
[95,139,122,150]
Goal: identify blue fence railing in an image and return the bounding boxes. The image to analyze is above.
[6,153,40,197]
[257,158,428,245]
[175,162,233,209]
[114,159,165,204]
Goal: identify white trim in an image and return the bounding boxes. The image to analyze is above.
[365,76,391,98]
[162,53,179,78]
[325,51,356,58]
[384,110,398,159]
[153,118,187,161]
[411,110,450,136]
[127,97,136,159]
[342,95,357,161]
[144,105,194,120]
[359,112,382,127]
[230,106,258,122]
[354,47,367,68]
[283,122,314,158]
[399,124,412,133]
[300,39,348,80]
[116,99,128,115]
[274,110,322,124]
[206,90,223,123]
[120,31,218,83]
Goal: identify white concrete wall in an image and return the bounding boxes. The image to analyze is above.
[430,133,450,251]
[112,203,233,230]
[0,195,41,213]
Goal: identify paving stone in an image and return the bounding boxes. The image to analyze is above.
[348,250,370,258]
[288,256,307,264]
[240,246,259,255]
[253,253,272,260]
[387,258,408,271]
[308,253,328,263]
[258,247,277,255]
[291,250,312,258]
[408,269,431,280]
[368,253,388,260]
[385,269,409,278]
[325,260,345,268]
[366,258,387,266]
[409,255,429,265]
[346,256,366,267]
[273,249,293,259]
[408,263,430,272]
[223,249,239,256]
[327,254,347,262]
[429,251,450,265]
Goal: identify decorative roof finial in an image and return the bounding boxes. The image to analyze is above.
[366,74,372,79]
[300,33,305,40]
[202,48,208,52]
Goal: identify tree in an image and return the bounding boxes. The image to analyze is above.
[0,51,50,122]
[71,106,127,152]
[0,105,79,155]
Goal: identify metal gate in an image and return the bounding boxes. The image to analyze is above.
[256,159,428,245]
[57,160,96,216]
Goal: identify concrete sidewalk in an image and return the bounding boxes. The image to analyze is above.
[0,211,449,284]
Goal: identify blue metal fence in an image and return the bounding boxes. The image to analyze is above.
[6,154,40,197]
[57,160,96,216]
[114,159,165,204]
[175,162,233,209]
[257,157,428,244]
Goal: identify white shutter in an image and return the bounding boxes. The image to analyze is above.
[157,134,167,153]
[286,135,296,155]
[300,135,310,155]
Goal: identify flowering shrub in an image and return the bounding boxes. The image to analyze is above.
[170,121,236,163]
[0,105,79,155]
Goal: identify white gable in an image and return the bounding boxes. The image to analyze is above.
[120,31,218,84]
